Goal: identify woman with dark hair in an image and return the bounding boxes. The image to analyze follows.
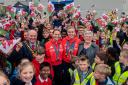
[40,29,50,46]
[37,24,47,42]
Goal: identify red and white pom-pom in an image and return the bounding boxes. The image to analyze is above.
[37,3,45,11]
[30,11,36,17]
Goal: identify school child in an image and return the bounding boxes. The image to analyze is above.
[92,51,108,70]
[32,46,54,79]
[10,58,30,80]
[89,64,114,85]
[71,55,93,85]
[112,50,128,85]
[68,56,79,78]
[32,46,46,77]
[11,62,35,85]
[35,62,52,85]
[0,70,10,85]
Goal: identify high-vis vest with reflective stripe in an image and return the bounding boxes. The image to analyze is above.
[69,68,74,78]
[113,61,128,85]
[92,63,96,70]
[73,69,93,85]
[90,76,96,85]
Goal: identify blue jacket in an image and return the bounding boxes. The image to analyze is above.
[86,77,115,85]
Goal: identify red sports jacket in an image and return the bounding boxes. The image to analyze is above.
[35,76,52,85]
[45,39,63,66]
[62,36,80,63]
[32,59,54,78]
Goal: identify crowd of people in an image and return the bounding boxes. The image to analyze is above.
[0,1,128,85]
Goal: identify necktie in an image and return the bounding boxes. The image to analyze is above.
[32,44,35,50]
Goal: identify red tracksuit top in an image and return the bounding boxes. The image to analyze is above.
[35,76,52,85]
[32,59,54,78]
[62,36,80,63]
[45,39,63,66]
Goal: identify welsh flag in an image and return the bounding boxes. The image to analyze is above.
[72,9,81,20]
[64,2,75,13]
[18,9,28,16]
[37,3,45,12]
[72,5,81,20]
[96,18,107,28]
[6,5,16,18]
[30,11,36,17]
[3,20,16,31]
[29,2,35,11]
[47,1,55,15]
[0,38,21,54]
[0,29,7,37]
[101,13,109,21]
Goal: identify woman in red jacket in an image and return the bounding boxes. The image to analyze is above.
[45,29,63,85]
[62,26,80,85]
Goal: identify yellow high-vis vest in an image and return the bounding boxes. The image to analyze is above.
[68,68,74,78]
[113,61,128,85]
[92,63,96,70]
[73,69,93,85]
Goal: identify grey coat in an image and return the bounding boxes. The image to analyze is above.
[77,42,99,65]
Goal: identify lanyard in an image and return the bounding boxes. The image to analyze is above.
[66,41,75,56]
[53,44,60,61]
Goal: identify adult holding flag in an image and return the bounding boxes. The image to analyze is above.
[7,29,41,67]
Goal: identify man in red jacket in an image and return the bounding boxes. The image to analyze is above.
[45,29,63,85]
[62,26,80,85]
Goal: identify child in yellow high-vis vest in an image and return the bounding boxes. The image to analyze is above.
[112,50,128,85]
[90,64,114,85]
[92,51,108,70]
[69,56,79,80]
[71,55,93,85]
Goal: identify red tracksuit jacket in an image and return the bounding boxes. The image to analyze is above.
[35,76,52,85]
[32,59,54,78]
[62,36,80,63]
[45,39,63,66]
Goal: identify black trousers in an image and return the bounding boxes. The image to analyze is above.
[61,61,72,85]
[53,64,63,85]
